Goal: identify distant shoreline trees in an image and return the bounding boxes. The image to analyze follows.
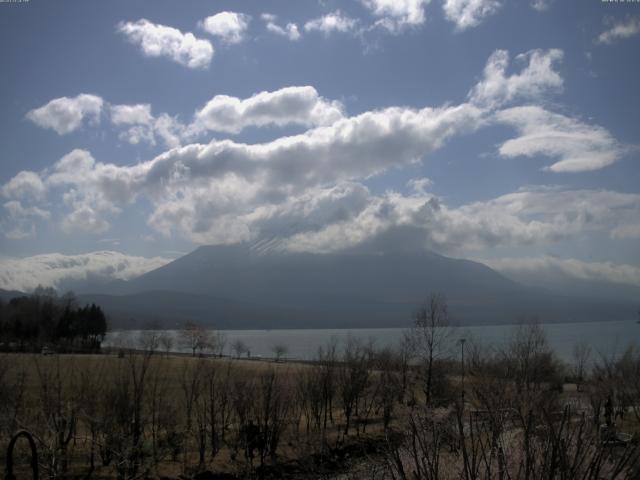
[0,287,107,352]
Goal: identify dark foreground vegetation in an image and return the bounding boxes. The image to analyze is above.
[0,294,639,479]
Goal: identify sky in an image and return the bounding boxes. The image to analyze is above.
[0,0,639,293]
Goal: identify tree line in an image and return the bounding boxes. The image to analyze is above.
[0,288,107,352]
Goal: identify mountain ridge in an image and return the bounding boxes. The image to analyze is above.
[88,245,636,328]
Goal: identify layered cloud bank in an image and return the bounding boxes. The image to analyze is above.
[0,252,171,293]
[4,47,638,296]
[485,256,640,289]
[11,48,631,252]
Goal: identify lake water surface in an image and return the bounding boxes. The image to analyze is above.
[108,319,640,363]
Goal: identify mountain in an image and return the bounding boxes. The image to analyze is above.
[76,290,319,330]
[0,288,26,302]
[91,245,636,329]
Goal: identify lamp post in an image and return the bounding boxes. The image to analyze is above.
[460,338,466,407]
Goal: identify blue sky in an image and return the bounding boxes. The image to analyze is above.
[1,0,639,292]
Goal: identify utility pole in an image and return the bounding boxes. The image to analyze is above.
[460,338,466,407]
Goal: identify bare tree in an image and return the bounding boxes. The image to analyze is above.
[271,343,288,362]
[572,339,592,391]
[32,356,79,478]
[137,330,161,354]
[504,322,559,400]
[212,331,227,357]
[408,293,453,406]
[338,337,371,435]
[232,339,249,359]
[158,332,174,357]
[179,321,214,357]
[254,370,291,466]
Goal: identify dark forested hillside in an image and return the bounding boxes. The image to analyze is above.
[0,288,107,351]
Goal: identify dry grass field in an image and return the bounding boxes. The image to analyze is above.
[1,324,640,480]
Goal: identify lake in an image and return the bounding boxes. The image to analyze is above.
[106,319,640,363]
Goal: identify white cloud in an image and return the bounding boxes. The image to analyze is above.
[117,19,214,69]
[277,186,640,254]
[2,171,46,200]
[7,49,631,254]
[110,104,185,148]
[4,225,35,241]
[437,188,640,250]
[110,103,156,145]
[191,86,345,134]
[0,251,171,292]
[45,149,126,234]
[495,106,625,172]
[110,103,154,125]
[611,224,640,240]
[143,100,482,243]
[62,206,111,234]
[26,94,103,135]
[468,49,563,109]
[360,0,430,32]
[200,11,251,44]
[261,14,301,41]
[483,256,640,289]
[4,201,50,221]
[443,0,501,31]
[2,100,482,243]
[531,0,552,12]
[110,87,344,143]
[2,201,49,240]
[152,114,185,148]
[596,16,640,45]
[304,11,358,35]
[407,177,433,194]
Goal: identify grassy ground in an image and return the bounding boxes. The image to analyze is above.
[2,352,639,479]
[0,351,383,479]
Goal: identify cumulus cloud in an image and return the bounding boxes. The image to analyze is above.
[26,94,103,135]
[110,104,154,125]
[117,19,214,69]
[360,0,430,32]
[276,186,640,254]
[304,11,358,35]
[0,251,171,292]
[2,171,46,200]
[43,149,125,234]
[495,106,625,172]
[191,86,345,135]
[261,14,301,41]
[108,86,345,145]
[110,103,185,148]
[2,173,49,239]
[443,0,501,31]
[4,201,50,221]
[5,49,630,253]
[142,100,482,243]
[483,256,640,289]
[2,201,49,240]
[200,11,251,44]
[596,16,640,45]
[468,49,563,109]
[2,100,482,242]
